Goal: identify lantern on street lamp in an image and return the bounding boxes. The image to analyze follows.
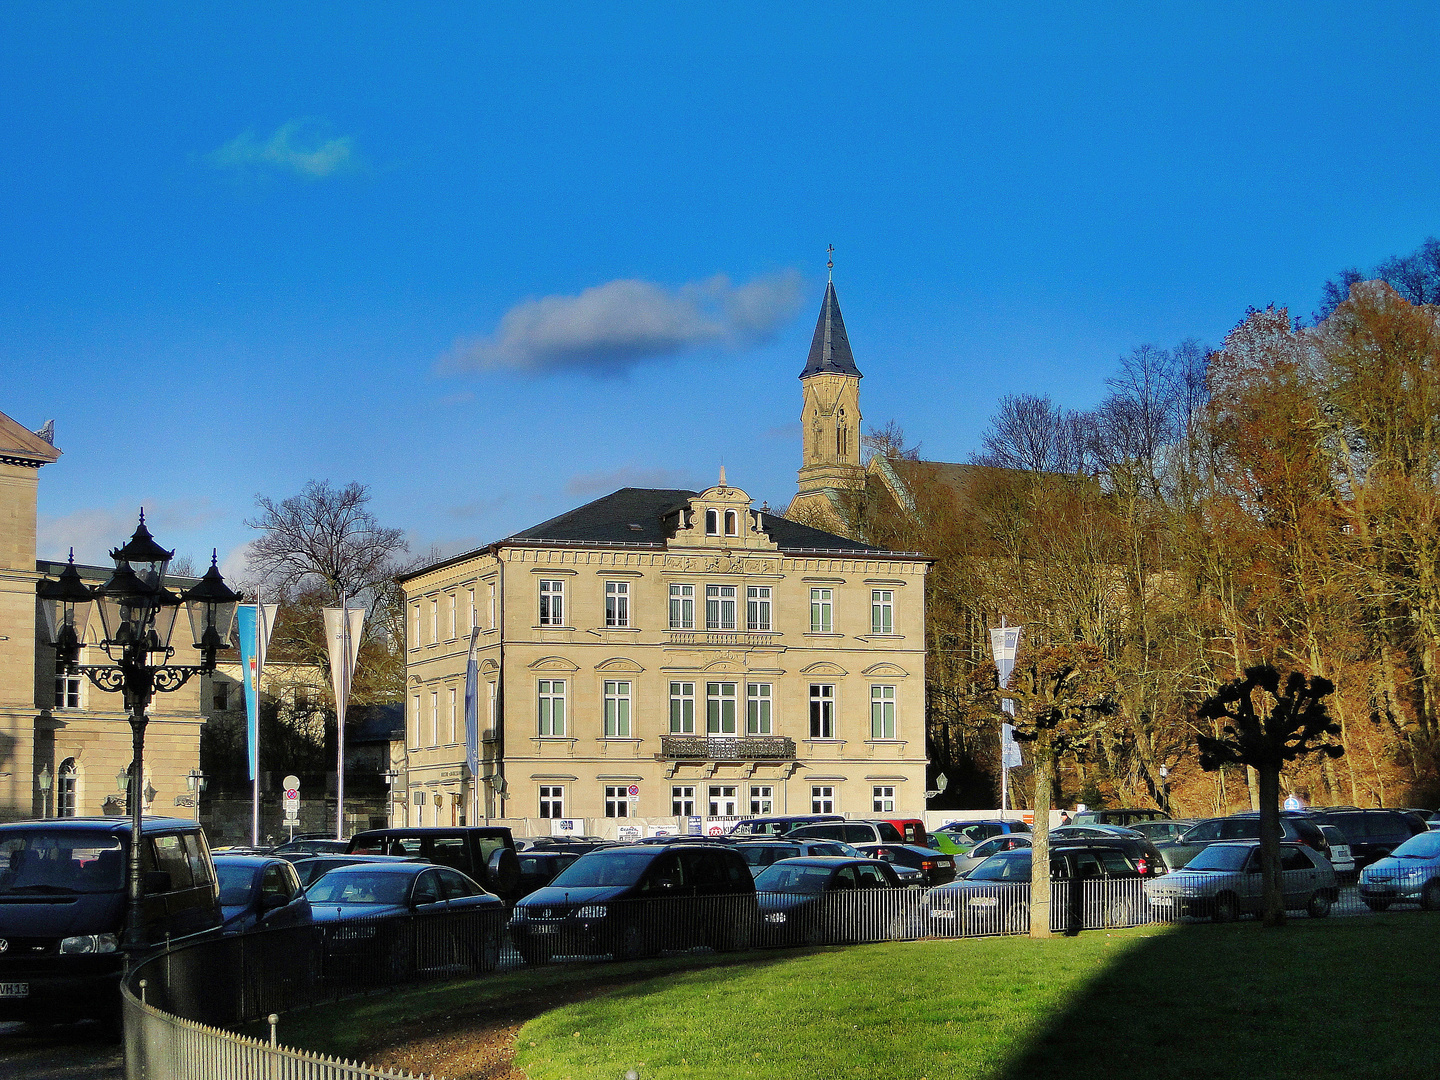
[36,552,95,667]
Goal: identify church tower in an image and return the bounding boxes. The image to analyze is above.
[785,277,864,529]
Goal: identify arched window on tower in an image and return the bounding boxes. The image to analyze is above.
[705,509,719,535]
[837,406,848,458]
[724,509,739,536]
[57,758,77,817]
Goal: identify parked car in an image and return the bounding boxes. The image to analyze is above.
[726,815,844,838]
[308,862,504,976]
[347,827,523,903]
[1357,830,1440,910]
[509,844,757,964]
[754,857,907,944]
[0,816,222,1024]
[1071,808,1171,828]
[735,839,864,876]
[929,819,1030,856]
[1130,819,1197,844]
[874,819,930,846]
[854,843,956,886]
[1316,826,1356,881]
[271,839,350,861]
[927,839,1163,935]
[292,854,426,890]
[1158,813,1329,869]
[1427,811,1440,831]
[516,851,581,897]
[951,833,1032,878]
[1303,809,1427,870]
[213,855,313,934]
[782,821,911,846]
[1050,824,1145,841]
[1144,841,1338,921]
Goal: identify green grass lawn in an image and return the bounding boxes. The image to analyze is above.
[275,915,1440,1080]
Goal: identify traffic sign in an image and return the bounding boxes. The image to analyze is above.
[282,775,300,790]
[627,784,639,796]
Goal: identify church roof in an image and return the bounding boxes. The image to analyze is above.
[0,409,60,466]
[800,281,861,379]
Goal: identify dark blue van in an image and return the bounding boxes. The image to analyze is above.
[0,816,222,1023]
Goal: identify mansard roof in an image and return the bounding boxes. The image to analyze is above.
[800,281,861,379]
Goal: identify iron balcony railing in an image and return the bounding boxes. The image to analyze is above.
[657,735,797,761]
[666,631,776,647]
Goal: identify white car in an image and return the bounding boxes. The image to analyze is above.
[951,833,1032,877]
[1317,825,1355,880]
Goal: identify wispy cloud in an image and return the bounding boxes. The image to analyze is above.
[763,422,802,442]
[38,499,227,566]
[439,269,805,377]
[565,466,699,498]
[209,120,359,178]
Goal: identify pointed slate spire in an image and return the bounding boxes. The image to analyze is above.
[800,280,861,379]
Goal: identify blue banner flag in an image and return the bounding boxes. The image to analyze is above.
[237,605,260,782]
[463,627,481,781]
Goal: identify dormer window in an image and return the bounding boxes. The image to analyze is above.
[705,509,720,535]
[724,509,739,536]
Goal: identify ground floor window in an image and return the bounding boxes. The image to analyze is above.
[539,785,564,819]
[812,785,835,814]
[873,785,896,813]
[604,785,630,818]
[749,785,773,815]
[55,660,81,709]
[672,785,696,816]
[56,758,77,817]
[708,785,737,817]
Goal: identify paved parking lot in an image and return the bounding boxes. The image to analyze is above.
[0,1020,123,1080]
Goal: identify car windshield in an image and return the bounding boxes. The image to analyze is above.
[308,872,411,905]
[549,851,657,888]
[968,852,1032,881]
[1391,832,1440,859]
[215,863,257,906]
[1185,846,1252,872]
[739,846,791,866]
[0,831,126,895]
[754,863,833,893]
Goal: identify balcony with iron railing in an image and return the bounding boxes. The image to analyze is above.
[666,631,776,647]
[657,735,797,761]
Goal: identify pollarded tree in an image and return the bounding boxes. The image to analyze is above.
[1195,666,1343,927]
[1000,643,1117,938]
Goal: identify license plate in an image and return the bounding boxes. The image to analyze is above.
[1150,897,1173,906]
[532,924,558,935]
[930,909,956,920]
[0,983,29,998]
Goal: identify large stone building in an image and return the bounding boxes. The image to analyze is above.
[399,283,931,836]
[0,410,209,823]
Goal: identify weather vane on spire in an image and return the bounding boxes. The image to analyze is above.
[826,244,835,282]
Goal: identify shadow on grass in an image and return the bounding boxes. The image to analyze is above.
[992,914,1440,1080]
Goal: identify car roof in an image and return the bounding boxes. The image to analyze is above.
[318,861,433,875]
[765,856,883,868]
[212,854,284,869]
[0,816,202,834]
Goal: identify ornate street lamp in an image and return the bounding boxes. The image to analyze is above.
[36,513,240,962]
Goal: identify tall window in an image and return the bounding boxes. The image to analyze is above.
[669,584,695,629]
[812,785,835,814]
[604,680,632,737]
[429,692,439,747]
[467,589,476,632]
[410,604,420,648]
[809,684,835,738]
[488,582,496,629]
[810,588,833,633]
[410,694,421,749]
[873,785,896,813]
[708,785,737,817]
[746,683,772,734]
[871,685,896,739]
[669,681,696,733]
[448,594,457,639]
[746,586,771,631]
[539,786,564,819]
[430,598,438,642]
[212,680,229,712]
[538,680,566,736]
[749,785,774,815]
[707,682,738,734]
[604,786,630,818]
[705,509,719,535]
[724,509,739,536]
[54,659,80,709]
[705,585,737,630]
[538,580,565,625]
[672,785,696,816]
[448,687,458,744]
[605,581,630,627]
[871,590,894,635]
[56,758,77,817]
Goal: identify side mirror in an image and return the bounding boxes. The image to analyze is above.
[144,871,172,893]
[260,892,289,913]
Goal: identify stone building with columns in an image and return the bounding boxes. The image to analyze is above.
[0,409,209,824]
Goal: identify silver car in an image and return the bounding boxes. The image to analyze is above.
[1144,841,1338,921]
[1358,830,1440,910]
[951,833,1032,877]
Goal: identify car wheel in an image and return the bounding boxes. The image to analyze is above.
[1004,901,1031,935]
[1103,898,1134,928]
[516,941,552,966]
[1363,898,1392,913]
[1422,880,1440,912]
[614,922,652,961]
[1306,891,1331,919]
[712,920,750,953]
[474,929,502,972]
[1213,892,1239,923]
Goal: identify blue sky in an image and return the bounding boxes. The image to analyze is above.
[4,4,1439,577]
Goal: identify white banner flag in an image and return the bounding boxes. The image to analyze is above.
[323,605,366,721]
[1001,722,1024,768]
[990,624,1023,717]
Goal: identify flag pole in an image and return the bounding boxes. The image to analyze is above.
[336,591,347,841]
[251,603,260,847]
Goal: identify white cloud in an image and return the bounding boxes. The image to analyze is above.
[440,269,805,376]
[209,120,359,178]
[38,499,227,567]
[564,466,698,498]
